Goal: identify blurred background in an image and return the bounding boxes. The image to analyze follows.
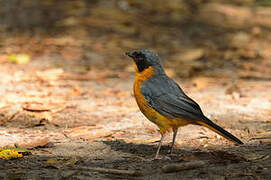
[1,2,271,178]
[1,0,271,78]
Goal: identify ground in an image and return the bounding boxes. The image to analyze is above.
[1,1,271,179]
[0,57,271,180]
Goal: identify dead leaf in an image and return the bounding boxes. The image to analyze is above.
[0,149,23,160]
[121,137,160,144]
[180,155,198,162]
[65,126,112,140]
[22,102,66,112]
[46,157,78,169]
[16,137,50,149]
[238,71,271,80]
[8,54,30,64]
[243,153,270,162]
[211,151,246,163]
[22,102,51,112]
[162,160,206,173]
[46,159,63,169]
[73,166,142,176]
[71,86,84,96]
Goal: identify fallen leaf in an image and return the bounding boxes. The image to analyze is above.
[46,159,63,169]
[16,137,50,149]
[46,157,78,169]
[180,155,198,161]
[22,102,66,112]
[0,148,31,160]
[0,149,23,160]
[73,166,142,176]
[22,102,51,112]
[211,151,246,163]
[65,126,112,140]
[65,126,100,136]
[71,86,84,96]
[121,137,160,144]
[8,54,30,64]
[243,153,270,162]
[162,160,206,173]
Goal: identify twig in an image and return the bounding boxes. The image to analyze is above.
[162,160,206,173]
[73,166,143,176]
[7,111,19,121]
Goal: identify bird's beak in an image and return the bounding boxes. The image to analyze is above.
[125,51,134,58]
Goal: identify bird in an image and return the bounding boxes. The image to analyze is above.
[125,49,243,159]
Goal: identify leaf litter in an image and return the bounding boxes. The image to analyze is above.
[0,33,271,178]
[0,61,270,179]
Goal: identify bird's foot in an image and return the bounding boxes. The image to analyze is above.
[167,149,178,155]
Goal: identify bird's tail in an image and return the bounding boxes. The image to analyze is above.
[197,117,243,145]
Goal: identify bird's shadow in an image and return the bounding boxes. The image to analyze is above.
[102,139,194,158]
[102,139,271,163]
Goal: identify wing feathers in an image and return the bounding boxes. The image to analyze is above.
[141,75,204,121]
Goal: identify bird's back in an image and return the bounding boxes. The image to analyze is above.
[140,74,204,121]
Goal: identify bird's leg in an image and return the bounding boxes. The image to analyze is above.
[170,128,178,154]
[155,134,165,159]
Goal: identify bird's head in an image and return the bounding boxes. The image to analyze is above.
[125,49,164,75]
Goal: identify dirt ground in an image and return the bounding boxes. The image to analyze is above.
[0,57,271,180]
[1,1,271,179]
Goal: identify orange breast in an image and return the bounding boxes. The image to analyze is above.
[133,66,190,134]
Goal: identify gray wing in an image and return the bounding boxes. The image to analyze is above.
[141,75,204,121]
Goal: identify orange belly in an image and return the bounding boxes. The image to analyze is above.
[133,76,190,134]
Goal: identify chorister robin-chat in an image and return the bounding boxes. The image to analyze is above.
[126,49,243,159]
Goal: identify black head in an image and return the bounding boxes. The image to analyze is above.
[125,49,164,74]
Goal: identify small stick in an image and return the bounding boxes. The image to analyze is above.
[73,166,143,176]
[162,160,206,173]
